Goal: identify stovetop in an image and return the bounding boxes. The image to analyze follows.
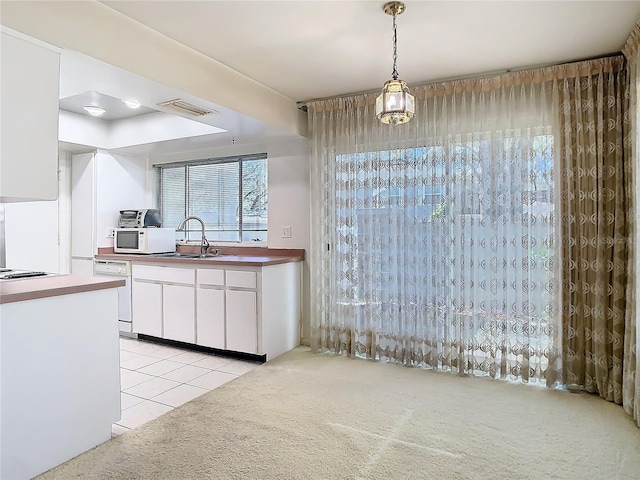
[0,269,51,280]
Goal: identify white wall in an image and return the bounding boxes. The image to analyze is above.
[267,152,311,342]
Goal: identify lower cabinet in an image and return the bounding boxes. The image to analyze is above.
[132,264,195,342]
[131,280,163,337]
[225,289,258,354]
[131,261,300,360]
[163,284,195,343]
[195,288,225,349]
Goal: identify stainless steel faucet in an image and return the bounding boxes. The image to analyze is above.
[176,216,210,257]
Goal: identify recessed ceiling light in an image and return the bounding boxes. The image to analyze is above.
[122,99,141,109]
[83,106,106,116]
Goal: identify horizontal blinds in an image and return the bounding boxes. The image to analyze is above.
[157,154,267,242]
[188,162,239,232]
[161,166,186,232]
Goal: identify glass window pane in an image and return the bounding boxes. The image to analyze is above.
[241,159,268,235]
[157,155,268,243]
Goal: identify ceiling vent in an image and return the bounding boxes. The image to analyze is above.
[157,99,216,116]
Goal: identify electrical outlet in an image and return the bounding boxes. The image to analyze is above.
[281,226,292,238]
[106,227,115,238]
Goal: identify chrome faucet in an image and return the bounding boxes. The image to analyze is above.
[176,216,210,257]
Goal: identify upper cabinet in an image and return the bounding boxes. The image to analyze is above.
[0,28,60,202]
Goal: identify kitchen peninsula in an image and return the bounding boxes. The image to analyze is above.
[0,274,124,480]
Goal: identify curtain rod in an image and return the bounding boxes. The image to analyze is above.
[295,51,624,111]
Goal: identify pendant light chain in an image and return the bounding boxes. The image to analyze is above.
[391,12,399,80]
[376,1,415,125]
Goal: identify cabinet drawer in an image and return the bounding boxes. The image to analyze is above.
[197,268,224,286]
[132,264,195,284]
[226,270,256,289]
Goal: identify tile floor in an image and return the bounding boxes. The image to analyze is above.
[112,336,260,437]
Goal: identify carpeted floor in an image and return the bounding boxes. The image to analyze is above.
[38,346,640,480]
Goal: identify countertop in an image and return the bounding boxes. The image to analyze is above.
[95,247,305,267]
[0,275,125,305]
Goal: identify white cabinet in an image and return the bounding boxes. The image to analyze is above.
[196,288,225,349]
[0,28,60,202]
[131,261,301,361]
[163,284,195,343]
[132,280,162,337]
[226,289,258,354]
[196,263,300,360]
[71,153,96,262]
[131,264,195,343]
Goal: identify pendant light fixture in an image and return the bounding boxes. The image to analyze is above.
[375,1,415,125]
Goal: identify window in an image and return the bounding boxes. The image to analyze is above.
[156,154,268,243]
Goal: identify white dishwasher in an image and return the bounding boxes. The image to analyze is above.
[93,259,133,334]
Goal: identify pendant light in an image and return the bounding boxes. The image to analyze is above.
[375,1,415,125]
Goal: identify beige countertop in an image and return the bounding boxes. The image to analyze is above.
[95,247,305,267]
[0,275,126,305]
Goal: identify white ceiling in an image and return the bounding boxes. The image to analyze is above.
[53,0,640,158]
[99,0,640,102]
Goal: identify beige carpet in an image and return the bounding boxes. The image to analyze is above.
[39,347,640,480]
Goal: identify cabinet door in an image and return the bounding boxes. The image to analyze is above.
[132,281,162,337]
[70,258,94,277]
[226,290,258,354]
[163,284,195,343]
[0,30,60,202]
[196,288,225,349]
[71,153,95,258]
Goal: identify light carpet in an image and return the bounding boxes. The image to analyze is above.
[38,347,640,480]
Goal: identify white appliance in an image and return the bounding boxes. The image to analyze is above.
[118,209,162,228]
[93,259,132,333]
[0,268,56,280]
[114,227,176,254]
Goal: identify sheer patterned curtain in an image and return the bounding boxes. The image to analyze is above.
[623,22,640,427]
[309,57,633,393]
[310,69,564,386]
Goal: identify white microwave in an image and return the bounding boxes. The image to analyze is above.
[114,228,176,254]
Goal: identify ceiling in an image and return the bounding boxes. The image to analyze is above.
[59,91,158,121]
[51,1,640,159]
[99,0,640,103]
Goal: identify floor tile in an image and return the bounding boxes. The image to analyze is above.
[160,364,211,383]
[111,424,131,438]
[116,400,173,430]
[170,351,211,364]
[123,377,181,399]
[120,350,141,362]
[121,392,146,410]
[137,359,184,376]
[151,384,209,408]
[119,337,140,349]
[120,340,172,356]
[120,369,155,390]
[135,344,188,359]
[187,370,237,390]
[217,359,260,376]
[191,355,234,370]
[117,337,261,432]
[120,354,162,371]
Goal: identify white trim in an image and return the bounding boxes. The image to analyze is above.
[0,26,62,53]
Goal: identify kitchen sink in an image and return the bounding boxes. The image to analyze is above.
[150,252,223,259]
